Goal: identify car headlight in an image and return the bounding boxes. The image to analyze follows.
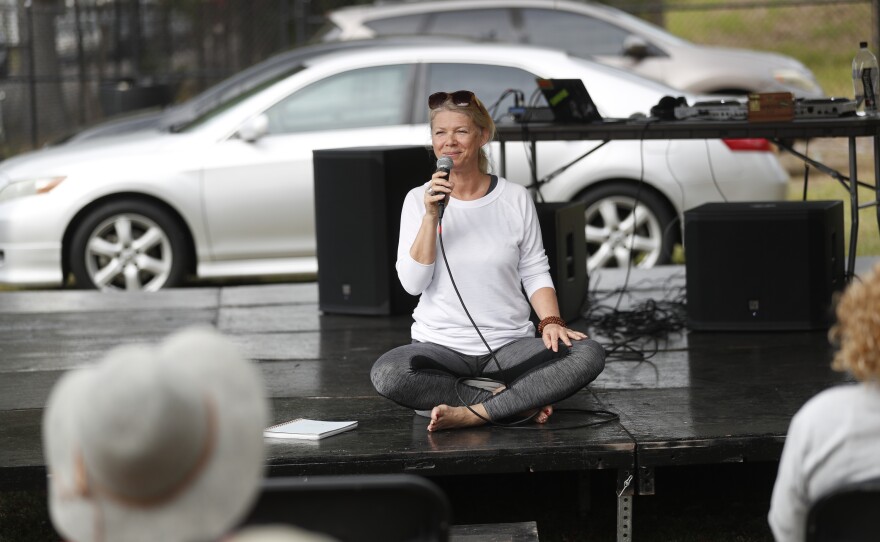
[773,68,822,94]
[0,176,66,203]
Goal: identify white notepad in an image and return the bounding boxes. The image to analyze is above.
[263,418,358,440]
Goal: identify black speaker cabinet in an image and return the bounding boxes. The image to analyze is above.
[314,146,434,315]
[536,202,588,322]
[684,201,845,331]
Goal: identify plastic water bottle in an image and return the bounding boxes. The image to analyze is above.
[853,41,879,116]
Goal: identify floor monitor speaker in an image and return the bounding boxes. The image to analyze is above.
[536,202,588,322]
[314,146,434,315]
[684,201,845,331]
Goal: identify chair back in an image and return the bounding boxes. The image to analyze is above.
[239,473,451,542]
[806,477,880,542]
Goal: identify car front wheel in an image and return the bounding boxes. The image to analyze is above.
[577,183,677,273]
[69,200,189,291]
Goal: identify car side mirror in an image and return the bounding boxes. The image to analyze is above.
[237,114,269,142]
[622,35,650,60]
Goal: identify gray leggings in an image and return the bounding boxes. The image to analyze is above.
[370,337,606,420]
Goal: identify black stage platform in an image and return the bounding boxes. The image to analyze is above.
[0,263,871,541]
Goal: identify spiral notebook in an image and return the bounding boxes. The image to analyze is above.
[264,418,358,440]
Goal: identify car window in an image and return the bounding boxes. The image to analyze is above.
[181,66,306,123]
[424,63,548,122]
[425,9,517,41]
[264,64,410,133]
[179,68,304,132]
[364,13,427,35]
[519,8,630,57]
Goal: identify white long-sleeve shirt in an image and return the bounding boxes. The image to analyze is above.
[769,382,880,541]
[396,176,554,355]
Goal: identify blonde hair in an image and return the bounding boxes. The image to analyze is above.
[829,262,880,381]
[429,92,496,175]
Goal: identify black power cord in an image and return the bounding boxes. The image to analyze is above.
[583,281,687,363]
[435,189,619,431]
[583,119,688,364]
[436,215,537,427]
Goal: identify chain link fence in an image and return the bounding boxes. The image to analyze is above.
[0,0,875,156]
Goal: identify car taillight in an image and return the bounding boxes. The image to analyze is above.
[722,138,773,152]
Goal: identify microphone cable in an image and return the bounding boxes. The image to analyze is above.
[436,211,532,427]
[435,205,619,431]
[614,122,650,312]
[583,277,687,364]
[584,118,687,364]
[704,139,730,203]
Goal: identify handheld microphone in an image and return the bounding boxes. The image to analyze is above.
[435,156,453,218]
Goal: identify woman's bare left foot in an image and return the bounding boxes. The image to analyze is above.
[426,404,551,430]
[533,405,553,424]
[428,404,489,432]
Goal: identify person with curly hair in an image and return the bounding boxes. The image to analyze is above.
[768,263,880,541]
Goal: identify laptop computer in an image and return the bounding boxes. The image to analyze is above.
[536,78,602,123]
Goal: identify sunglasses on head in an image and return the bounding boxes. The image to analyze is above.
[428,90,475,109]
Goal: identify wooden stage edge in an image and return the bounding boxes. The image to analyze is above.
[2,259,878,539]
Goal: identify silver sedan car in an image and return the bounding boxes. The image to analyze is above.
[317,0,824,98]
[0,42,788,291]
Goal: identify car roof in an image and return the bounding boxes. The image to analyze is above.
[162,35,474,130]
[74,40,688,143]
[302,40,679,91]
[291,41,663,92]
[79,36,680,144]
[324,0,681,46]
[62,36,466,143]
[181,41,686,136]
[330,0,619,20]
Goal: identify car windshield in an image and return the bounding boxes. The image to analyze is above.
[189,64,299,112]
[176,66,305,132]
[186,39,430,111]
[161,42,384,132]
[163,38,449,132]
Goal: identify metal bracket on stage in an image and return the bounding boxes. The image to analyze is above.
[637,465,655,495]
[616,470,634,542]
[612,466,655,541]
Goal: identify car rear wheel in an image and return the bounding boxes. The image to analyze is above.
[577,183,676,273]
[70,200,189,291]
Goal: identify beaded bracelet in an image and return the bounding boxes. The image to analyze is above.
[537,315,566,335]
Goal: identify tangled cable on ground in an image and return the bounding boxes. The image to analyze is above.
[582,275,687,362]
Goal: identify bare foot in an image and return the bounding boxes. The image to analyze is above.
[533,405,553,424]
[427,404,489,432]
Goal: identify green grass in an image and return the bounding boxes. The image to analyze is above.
[786,167,880,257]
[666,2,873,98]
[665,2,880,258]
